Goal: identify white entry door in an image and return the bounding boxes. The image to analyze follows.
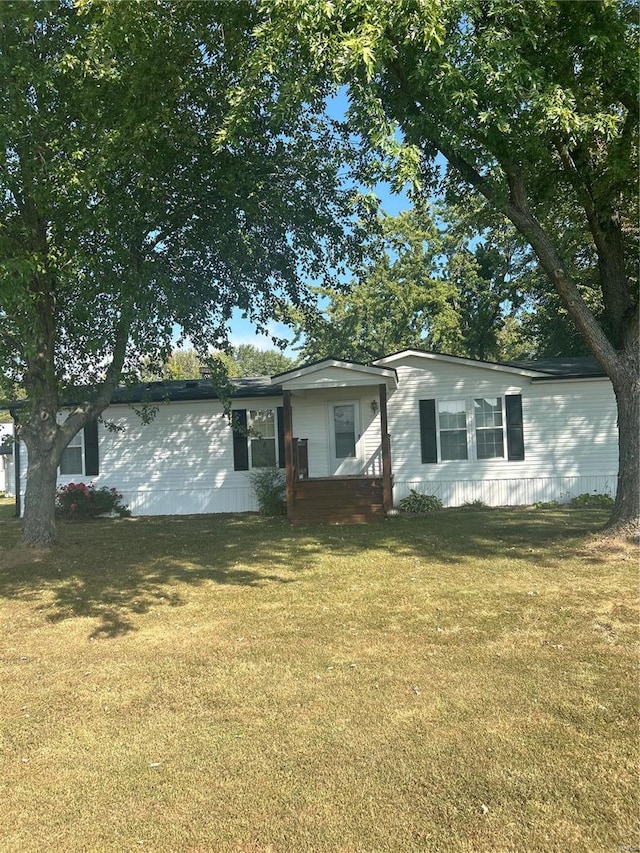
[329,401,362,475]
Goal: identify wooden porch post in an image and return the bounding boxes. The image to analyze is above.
[283,390,294,520]
[379,383,392,512]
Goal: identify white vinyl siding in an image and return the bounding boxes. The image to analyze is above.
[289,388,382,478]
[13,355,618,516]
[385,355,617,507]
[15,395,283,516]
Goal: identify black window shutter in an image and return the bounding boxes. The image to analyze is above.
[84,421,99,476]
[232,410,249,471]
[276,407,285,469]
[419,399,438,464]
[505,394,525,461]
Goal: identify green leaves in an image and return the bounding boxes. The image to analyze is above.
[294,206,526,363]
[1,1,363,394]
[1,0,375,543]
[259,0,636,365]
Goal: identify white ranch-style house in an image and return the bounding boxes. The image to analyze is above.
[6,349,617,522]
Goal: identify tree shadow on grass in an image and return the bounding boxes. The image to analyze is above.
[0,509,615,639]
[295,506,614,565]
[40,559,295,640]
[0,515,306,639]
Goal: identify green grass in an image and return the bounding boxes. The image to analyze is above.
[0,495,15,521]
[0,508,637,852]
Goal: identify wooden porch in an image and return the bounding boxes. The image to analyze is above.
[289,475,386,525]
[282,384,393,525]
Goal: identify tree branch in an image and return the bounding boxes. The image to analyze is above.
[501,169,619,374]
[57,309,133,450]
[552,138,608,256]
[384,55,622,377]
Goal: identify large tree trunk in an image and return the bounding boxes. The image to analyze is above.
[609,358,640,534]
[498,186,639,534]
[21,433,60,547]
[17,307,131,547]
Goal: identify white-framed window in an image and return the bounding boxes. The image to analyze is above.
[60,431,84,475]
[474,397,505,460]
[249,409,277,467]
[420,395,523,464]
[438,400,469,460]
[435,397,507,461]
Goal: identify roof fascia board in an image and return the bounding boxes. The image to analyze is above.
[104,392,284,408]
[5,386,283,411]
[530,375,609,384]
[374,349,547,378]
[284,376,395,391]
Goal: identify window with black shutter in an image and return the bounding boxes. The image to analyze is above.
[419,394,525,463]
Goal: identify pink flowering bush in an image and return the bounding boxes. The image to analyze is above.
[55,482,131,520]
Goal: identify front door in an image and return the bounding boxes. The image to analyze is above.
[329,401,362,475]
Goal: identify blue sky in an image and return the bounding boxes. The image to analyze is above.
[226,186,412,354]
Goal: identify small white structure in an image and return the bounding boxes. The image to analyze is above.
[0,422,14,497]
[8,350,617,519]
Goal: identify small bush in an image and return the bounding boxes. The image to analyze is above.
[398,490,443,513]
[570,492,614,508]
[533,500,561,509]
[56,482,131,520]
[248,467,286,516]
[461,499,490,510]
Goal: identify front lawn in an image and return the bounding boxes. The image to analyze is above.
[0,494,15,521]
[0,509,636,852]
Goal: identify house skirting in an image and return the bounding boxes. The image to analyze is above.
[393,474,618,508]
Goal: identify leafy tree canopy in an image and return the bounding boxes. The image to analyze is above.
[139,345,296,380]
[293,206,531,363]
[0,0,365,544]
[219,344,297,378]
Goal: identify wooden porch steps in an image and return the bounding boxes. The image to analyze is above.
[289,476,385,524]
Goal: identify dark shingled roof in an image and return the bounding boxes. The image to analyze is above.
[374,347,607,379]
[505,356,606,379]
[109,376,281,404]
[5,377,281,412]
